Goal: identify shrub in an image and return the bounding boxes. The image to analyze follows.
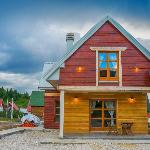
[0,110,24,119]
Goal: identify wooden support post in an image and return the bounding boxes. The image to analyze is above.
[119,51,122,86]
[96,50,98,86]
[59,90,64,138]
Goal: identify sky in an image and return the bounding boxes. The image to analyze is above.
[0,0,150,93]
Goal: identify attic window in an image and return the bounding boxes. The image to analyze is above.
[98,52,119,81]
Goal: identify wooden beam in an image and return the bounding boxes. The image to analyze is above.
[58,86,150,92]
[96,50,98,86]
[59,90,64,138]
[45,93,60,96]
[90,47,127,51]
[119,50,122,86]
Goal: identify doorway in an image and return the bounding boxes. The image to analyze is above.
[90,99,117,131]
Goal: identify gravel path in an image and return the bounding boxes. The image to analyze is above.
[0,130,150,150]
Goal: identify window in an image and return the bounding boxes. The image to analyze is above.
[98,52,119,81]
[55,101,60,122]
[90,99,116,130]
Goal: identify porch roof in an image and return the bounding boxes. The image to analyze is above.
[58,86,150,92]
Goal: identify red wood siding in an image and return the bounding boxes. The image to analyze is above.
[44,90,60,129]
[59,21,150,86]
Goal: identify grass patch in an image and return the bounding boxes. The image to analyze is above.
[0,117,19,122]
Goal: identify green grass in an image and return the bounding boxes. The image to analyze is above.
[0,117,18,122]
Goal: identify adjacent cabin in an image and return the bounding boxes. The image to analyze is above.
[30,91,44,118]
[40,16,150,138]
[38,62,60,128]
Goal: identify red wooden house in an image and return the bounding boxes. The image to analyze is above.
[41,16,150,137]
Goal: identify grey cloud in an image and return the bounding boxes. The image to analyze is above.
[0,72,40,93]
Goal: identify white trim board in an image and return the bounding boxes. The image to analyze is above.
[96,50,98,86]
[95,47,125,86]
[59,90,64,138]
[58,86,150,92]
[90,47,127,51]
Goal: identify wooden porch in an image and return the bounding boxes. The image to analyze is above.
[62,92,148,135]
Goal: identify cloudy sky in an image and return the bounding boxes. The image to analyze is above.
[0,0,150,93]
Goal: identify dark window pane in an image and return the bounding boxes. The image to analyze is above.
[56,108,60,114]
[91,100,102,109]
[99,62,107,69]
[104,110,116,118]
[55,101,60,122]
[55,114,60,122]
[99,53,106,61]
[104,101,115,109]
[100,70,107,77]
[110,70,117,77]
[56,101,60,107]
[104,119,116,127]
[91,119,102,127]
[91,110,102,118]
[108,53,117,61]
[109,62,117,69]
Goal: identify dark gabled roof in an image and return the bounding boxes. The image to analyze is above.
[43,16,150,81]
[30,91,44,106]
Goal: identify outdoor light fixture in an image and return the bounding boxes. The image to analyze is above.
[128,96,136,104]
[76,66,84,73]
[134,67,140,72]
[73,96,79,104]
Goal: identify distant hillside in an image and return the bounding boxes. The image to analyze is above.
[0,87,29,108]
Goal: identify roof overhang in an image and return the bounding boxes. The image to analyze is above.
[58,86,150,93]
[38,86,55,91]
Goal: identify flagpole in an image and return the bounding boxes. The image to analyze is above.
[11,98,14,120]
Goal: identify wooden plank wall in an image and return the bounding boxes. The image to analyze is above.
[117,93,148,134]
[64,92,148,134]
[59,21,150,86]
[44,90,60,129]
[64,93,89,133]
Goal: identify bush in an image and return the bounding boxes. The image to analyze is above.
[0,110,24,119]
[0,111,6,118]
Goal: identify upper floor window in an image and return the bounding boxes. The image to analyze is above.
[98,52,119,81]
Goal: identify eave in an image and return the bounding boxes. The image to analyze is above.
[58,86,150,93]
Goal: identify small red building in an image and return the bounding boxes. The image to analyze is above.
[40,16,150,137]
[38,62,60,128]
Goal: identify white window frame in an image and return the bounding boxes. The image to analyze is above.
[90,47,127,86]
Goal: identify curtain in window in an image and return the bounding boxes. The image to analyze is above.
[105,101,115,126]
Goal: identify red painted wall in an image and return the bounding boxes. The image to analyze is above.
[44,90,60,129]
[59,21,150,86]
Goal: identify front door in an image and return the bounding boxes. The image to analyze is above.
[90,99,116,131]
